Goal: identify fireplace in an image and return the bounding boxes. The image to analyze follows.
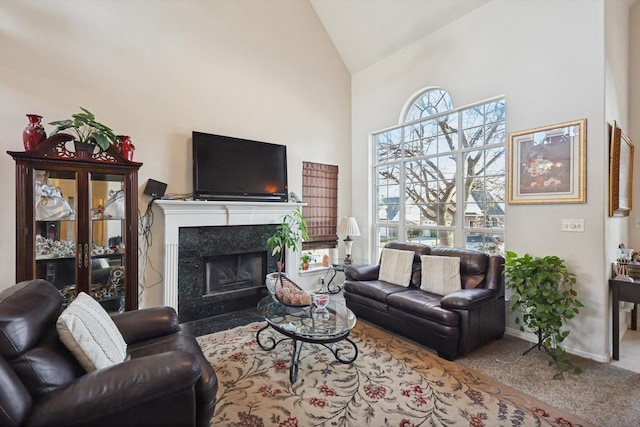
[177,224,277,323]
[154,200,303,321]
[204,251,265,296]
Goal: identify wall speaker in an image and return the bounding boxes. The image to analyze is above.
[143,179,167,198]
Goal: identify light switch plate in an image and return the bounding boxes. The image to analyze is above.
[561,219,584,232]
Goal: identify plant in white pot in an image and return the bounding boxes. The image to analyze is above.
[265,208,308,294]
[504,251,585,378]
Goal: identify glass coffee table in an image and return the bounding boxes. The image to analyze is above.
[256,295,358,383]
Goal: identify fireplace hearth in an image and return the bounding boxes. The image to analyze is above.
[177,224,277,323]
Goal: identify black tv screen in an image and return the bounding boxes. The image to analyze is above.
[192,131,288,202]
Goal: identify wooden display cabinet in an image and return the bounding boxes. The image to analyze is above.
[8,134,142,311]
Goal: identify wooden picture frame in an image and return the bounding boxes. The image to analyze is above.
[508,119,587,204]
[609,120,634,216]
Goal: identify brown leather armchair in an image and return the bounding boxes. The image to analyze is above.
[0,279,217,427]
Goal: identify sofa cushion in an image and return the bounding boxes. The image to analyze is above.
[57,292,127,372]
[386,289,460,327]
[420,255,461,295]
[379,248,414,286]
[344,280,410,304]
[430,247,489,289]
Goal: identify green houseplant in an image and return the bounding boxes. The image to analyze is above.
[300,252,313,270]
[266,208,308,273]
[504,251,585,378]
[49,107,118,152]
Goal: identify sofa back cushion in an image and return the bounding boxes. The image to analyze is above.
[420,255,461,295]
[0,280,84,398]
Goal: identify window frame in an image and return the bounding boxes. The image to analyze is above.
[372,90,506,256]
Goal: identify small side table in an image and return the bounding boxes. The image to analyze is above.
[322,262,359,294]
[609,278,640,360]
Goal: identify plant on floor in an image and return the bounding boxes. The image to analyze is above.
[49,107,118,151]
[504,251,585,379]
[267,207,308,275]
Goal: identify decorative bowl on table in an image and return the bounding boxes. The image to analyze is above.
[274,276,311,307]
[265,272,287,294]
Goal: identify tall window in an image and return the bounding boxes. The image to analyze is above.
[373,88,505,254]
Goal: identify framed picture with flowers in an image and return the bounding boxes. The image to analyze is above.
[508,118,587,204]
[609,120,634,216]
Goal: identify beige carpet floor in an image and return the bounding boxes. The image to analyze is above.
[199,321,595,426]
[455,334,640,427]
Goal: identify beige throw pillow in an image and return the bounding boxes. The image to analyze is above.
[379,248,414,287]
[420,255,461,295]
[56,292,127,372]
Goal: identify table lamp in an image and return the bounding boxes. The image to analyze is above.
[337,216,360,264]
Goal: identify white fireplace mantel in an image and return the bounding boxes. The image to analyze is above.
[154,200,303,311]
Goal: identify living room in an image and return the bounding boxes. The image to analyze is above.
[0,0,639,424]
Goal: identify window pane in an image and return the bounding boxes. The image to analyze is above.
[377,226,398,248]
[375,129,402,163]
[405,89,453,122]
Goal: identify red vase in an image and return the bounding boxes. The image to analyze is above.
[117,135,135,161]
[23,114,47,151]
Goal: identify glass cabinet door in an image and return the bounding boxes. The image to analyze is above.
[33,168,78,304]
[89,173,126,312]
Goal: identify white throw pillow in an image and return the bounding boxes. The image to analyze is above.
[379,248,414,287]
[420,255,462,295]
[56,292,127,372]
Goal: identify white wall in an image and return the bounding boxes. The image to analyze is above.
[0,0,351,305]
[629,1,640,248]
[352,0,611,361]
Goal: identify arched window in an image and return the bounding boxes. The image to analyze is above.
[374,88,506,255]
[402,87,453,123]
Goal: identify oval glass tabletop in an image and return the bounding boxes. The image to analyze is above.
[257,295,357,340]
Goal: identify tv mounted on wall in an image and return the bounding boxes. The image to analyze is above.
[192,131,288,202]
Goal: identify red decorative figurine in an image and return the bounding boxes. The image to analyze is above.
[23,114,47,151]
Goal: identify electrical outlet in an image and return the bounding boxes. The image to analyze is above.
[561,219,584,232]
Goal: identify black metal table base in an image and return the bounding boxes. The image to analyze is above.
[256,323,358,383]
[321,268,343,294]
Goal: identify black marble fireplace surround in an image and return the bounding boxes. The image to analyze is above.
[178,224,277,323]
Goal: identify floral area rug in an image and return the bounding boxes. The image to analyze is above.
[197,321,592,427]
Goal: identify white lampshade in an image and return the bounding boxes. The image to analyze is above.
[337,216,360,237]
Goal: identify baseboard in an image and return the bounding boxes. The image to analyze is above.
[504,327,609,363]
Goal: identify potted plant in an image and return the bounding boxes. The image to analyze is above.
[300,252,313,270]
[504,251,585,378]
[49,107,118,152]
[265,208,308,291]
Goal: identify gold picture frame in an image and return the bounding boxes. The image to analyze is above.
[609,120,634,217]
[508,119,587,204]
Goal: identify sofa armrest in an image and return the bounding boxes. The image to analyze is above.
[111,306,179,344]
[27,351,201,427]
[440,288,498,310]
[345,264,380,281]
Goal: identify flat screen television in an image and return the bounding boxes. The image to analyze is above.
[192,131,288,202]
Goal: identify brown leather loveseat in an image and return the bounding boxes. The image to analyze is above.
[344,242,505,360]
[0,279,217,427]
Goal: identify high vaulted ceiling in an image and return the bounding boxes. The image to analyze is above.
[309,0,491,74]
